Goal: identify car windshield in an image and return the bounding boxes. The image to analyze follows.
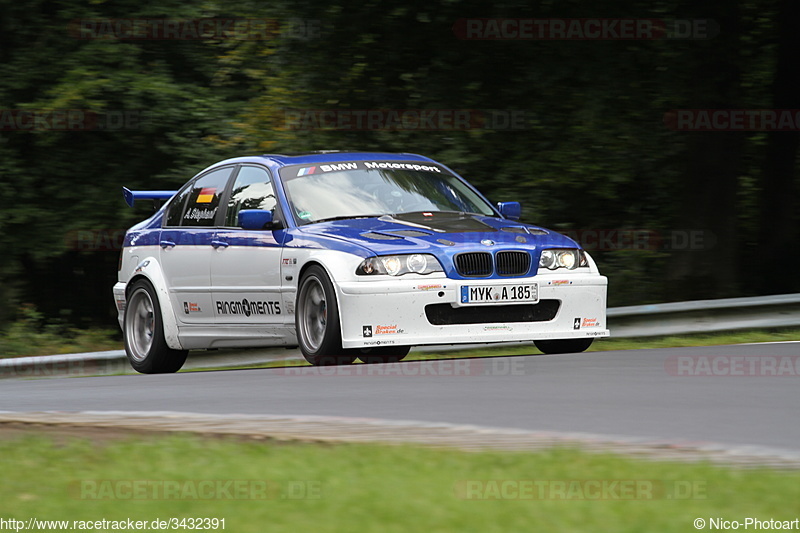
[281,162,496,224]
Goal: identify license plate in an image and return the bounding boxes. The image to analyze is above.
[460,284,538,304]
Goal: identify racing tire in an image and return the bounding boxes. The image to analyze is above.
[357,346,411,364]
[533,338,594,355]
[296,265,358,366]
[123,279,188,374]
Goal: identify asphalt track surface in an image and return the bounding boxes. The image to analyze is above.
[1,343,798,451]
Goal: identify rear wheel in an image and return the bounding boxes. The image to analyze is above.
[534,338,593,355]
[357,346,411,364]
[296,265,357,366]
[123,279,188,374]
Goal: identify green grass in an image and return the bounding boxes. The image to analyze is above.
[0,433,798,532]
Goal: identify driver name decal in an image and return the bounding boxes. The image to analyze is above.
[184,207,217,221]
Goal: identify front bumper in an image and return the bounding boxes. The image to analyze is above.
[113,282,126,329]
[335,272,609,349]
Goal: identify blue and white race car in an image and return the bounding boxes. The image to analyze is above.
[114,152,608,373]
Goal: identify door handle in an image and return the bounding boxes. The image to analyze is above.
[211,240,229,249]
[159,240,176,249]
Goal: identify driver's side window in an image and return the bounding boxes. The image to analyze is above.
[225,166,277,227]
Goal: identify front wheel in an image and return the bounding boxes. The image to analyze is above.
[296,266,357,366]
[534,338,593,355]
[357,346,411,364]
[123,279,188,374]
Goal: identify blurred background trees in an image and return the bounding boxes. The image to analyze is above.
[0,0,796,328]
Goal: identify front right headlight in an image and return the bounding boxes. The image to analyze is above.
[539,249,587,270]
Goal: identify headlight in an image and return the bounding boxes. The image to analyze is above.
[406,254,428,273]
[357,254,444,276]
[383,256,403,276]
[539,249,587,270]
[539,249,556,269]
[557,250,576,269]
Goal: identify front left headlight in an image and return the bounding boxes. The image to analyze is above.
[357,254,444,276]
[539,249,588,270]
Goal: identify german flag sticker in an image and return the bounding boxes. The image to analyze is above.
[197,187,216,203]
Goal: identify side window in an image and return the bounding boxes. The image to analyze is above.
[180,167,233,227]
[225,166,277,227]
[164,186,192,227]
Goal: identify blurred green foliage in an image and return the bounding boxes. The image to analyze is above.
[0,0,797,329]
[0,305,119,357]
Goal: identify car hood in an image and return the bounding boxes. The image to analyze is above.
[298,212,580,255]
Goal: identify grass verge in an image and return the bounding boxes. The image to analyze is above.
[0,306,120,358]
[0,432,798,532]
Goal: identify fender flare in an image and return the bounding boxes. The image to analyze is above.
[295,249,364,338]
[126,256,184,350]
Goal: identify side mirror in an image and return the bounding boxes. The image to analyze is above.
[238,209,274,230]
[497,201,521,221]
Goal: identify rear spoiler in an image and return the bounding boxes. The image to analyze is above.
[122,187,177,208]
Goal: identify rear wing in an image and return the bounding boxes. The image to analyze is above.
[122,187,177,208]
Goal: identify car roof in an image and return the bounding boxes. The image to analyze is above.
[262,151,436,166]
[208,151,438,170]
